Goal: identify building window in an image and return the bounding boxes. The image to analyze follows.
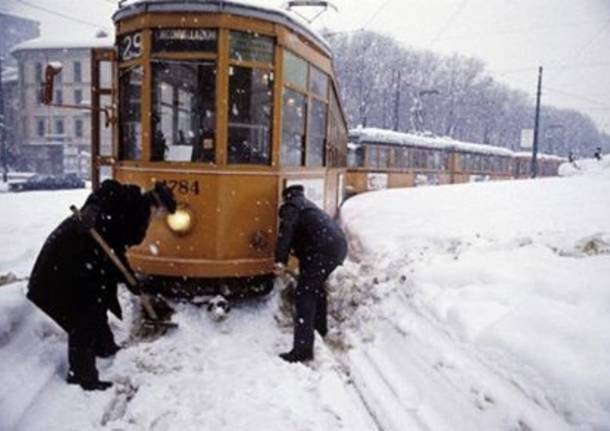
[73,61,82,83]
[55,67,63,84]
[37,119,45,137]
[55,89,63,105]
[74,89,82,105]
[55,119,65,135]
[75,118,83,138]
[35,63,43,83]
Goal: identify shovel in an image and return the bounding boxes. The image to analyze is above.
[70,205,177,331]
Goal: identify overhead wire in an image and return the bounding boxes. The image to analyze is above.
[551,17,610,83]
[499,74,610,111]
[428,0,470,47]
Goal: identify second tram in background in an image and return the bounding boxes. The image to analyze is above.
[46,1,349,296]
[346,128,565,194]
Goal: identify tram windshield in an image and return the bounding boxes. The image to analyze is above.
[151,60,216,163]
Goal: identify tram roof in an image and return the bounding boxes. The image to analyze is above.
[113,0,331,56]
[349,128,516,157]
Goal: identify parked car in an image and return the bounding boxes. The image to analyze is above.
[9,173,85,192]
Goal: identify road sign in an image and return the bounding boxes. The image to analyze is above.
[520,129,534,149]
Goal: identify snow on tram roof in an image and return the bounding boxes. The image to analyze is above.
[113,0,331,56]
[350,128,515,157]
[514,151,567,161]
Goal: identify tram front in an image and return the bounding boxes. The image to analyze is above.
[92,0,348,296]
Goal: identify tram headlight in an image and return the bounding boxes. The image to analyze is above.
[166,205,193,235]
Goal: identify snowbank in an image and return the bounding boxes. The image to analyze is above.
[341,158,610,428]
[559,155,610,178]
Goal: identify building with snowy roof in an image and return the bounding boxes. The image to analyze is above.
[10,34,113,176]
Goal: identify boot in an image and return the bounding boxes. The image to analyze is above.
[95,317,121,358]
[95,341,121,358]
[279,349,313,363]
[67,373,113,391]
[67,343,112,391]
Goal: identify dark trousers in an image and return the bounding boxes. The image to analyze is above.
[292,260,340,355]
[67,308,114,381]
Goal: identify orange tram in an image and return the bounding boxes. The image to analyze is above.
[346,128,566,195]
[82,1,348,296]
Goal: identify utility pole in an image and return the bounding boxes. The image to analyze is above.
[0,56,8,183]
[531,66,543,178]
[393,69,401,131]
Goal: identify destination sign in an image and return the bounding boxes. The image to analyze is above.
[153,29,217,53]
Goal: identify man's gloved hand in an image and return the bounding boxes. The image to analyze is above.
[273,262,286,277]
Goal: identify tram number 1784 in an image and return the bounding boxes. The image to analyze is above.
[161,179,200,195]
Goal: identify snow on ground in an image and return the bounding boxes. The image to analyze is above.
[1,157,609,430]
[338,156,610,430]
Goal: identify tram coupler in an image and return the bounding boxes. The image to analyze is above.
[191,294,231,321]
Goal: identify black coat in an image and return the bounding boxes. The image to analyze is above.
[27,180,151,331]
[275,191,347,270]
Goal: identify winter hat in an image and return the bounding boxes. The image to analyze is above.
[146,182,177,214]
[282,184,305,200]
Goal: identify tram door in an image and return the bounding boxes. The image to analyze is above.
[90,48,117,190]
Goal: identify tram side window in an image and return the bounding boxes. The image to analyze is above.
[307,99,326,166]
[347,144,365,167]
[367,146,377,167]
[284,51,307,88]
[379,146,390,168]
[228,66,273,164]
[151,61,216,163]
[395,147,403,168]
[119,66,143,161]
[413,149,427,169]
[281,89,307,166]
[309,66,328,97]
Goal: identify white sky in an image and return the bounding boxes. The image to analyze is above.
[3,0,609,132]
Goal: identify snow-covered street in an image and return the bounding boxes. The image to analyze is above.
[1,158,610,430]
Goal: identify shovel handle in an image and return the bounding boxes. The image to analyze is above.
[70,205,138,288]
[70,205,161,321]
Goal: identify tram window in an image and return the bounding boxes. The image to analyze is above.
[119,66,143,161]
[309,66,328,98]
[151,61,216,163]
[413,149,427,168]
[347,145,365,168]
[228,66,273,165]
[394,147,402,167]
[283,51,307,88]
[307,99,326,166]
[401,148,412,168]
[281,88,307,166]
[379,146,390,168]
[367,146,378,167]
[229,31,274,65]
